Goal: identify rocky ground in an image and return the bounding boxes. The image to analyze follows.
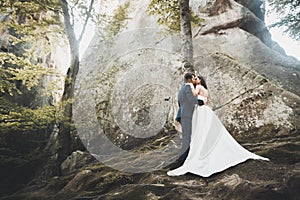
[1,129,299,200]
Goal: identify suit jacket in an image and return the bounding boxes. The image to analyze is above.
[178,84,198,119]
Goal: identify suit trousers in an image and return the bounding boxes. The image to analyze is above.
[180,117,192,159]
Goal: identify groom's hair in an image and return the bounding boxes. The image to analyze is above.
[184,72,194,83]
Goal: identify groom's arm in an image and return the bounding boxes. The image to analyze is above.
[184,85,198,105]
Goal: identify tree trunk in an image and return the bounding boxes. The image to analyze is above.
[180,0,194,72]
[45,0,80,177]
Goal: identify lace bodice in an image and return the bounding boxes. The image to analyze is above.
[198,95,207,103]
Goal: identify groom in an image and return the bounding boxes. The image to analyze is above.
[177,72,199,163]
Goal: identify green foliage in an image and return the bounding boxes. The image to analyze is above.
[0,66,19,96]
[148,0,181,32]
[109,2,131,36]
[267,0,300,41]
[147,0,204,32]
[0,0,62,39]
[0,52,56,95]
[0,0,63,95]
[0,1,66,134]
[0,97,56,133]
[98,1,131,39]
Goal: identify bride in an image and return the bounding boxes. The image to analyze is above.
[168,76,269,177]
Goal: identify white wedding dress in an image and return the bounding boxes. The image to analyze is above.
[168,95,269,177]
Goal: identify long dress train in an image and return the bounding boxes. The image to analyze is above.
[168,103,269,177]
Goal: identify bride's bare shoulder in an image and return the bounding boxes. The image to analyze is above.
[198,85,207,92]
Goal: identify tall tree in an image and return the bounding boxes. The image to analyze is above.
[1,0,96,176]
[148,0,203,72]
[179,0,194,72]
[46,0,95,176]
[267,0,300,41]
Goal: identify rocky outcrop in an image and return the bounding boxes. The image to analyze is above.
[73,0,299,155]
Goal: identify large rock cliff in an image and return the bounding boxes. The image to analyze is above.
[74,0,299,153]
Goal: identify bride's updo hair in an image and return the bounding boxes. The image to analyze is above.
[199,75,208,90]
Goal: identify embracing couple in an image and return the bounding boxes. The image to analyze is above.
[168,72,269,177]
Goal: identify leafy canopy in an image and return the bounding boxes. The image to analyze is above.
[267,0,300,41]
[0,0,64,132]
[147,0,204,33]
[94,1,131,40]
[0,97,56,133]
[0,0,63,95]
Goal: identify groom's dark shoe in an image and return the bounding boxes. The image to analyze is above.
[179,148,189,161]
[165,149,189,170]
[165,159,184,170]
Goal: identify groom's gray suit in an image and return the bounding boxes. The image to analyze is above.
[178,84,198,160]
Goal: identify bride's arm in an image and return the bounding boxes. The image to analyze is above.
[195,85,201,95]
[198,86,209,104]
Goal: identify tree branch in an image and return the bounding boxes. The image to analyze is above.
[78,0,95,43]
